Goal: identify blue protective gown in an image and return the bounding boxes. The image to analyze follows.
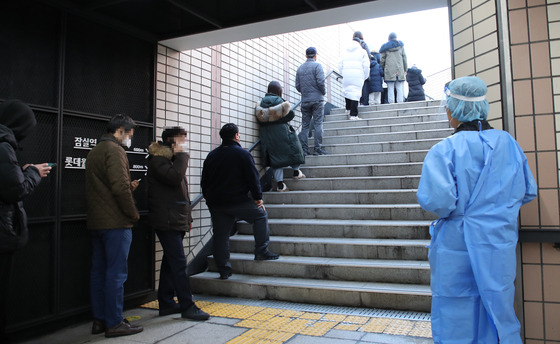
[417,126,537,344]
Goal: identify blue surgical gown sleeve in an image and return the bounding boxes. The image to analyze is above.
[417,143,458,218]
[520,148,537,205]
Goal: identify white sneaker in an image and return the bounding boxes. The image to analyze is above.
[276,183,289,192]
[293,170,306,179]
[349,116,361,120]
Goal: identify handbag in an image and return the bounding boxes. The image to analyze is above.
[0,202,29,253]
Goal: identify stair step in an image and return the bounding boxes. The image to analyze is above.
[281,175,420,191]
[190,272,432,312]
[324,120,449,137]
[207,253,430,284]
[230,235,430,260]
[299,162,424,178]
[328,105,442,121]
[323,112,448,129]
[264,203,435,221]
[315,128,452,145]
[237,219,430,239]
[263,189,418,204]
[318,138,442,155]
[301,150,428,166]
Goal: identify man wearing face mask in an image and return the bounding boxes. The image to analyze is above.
[146,127,209,321]
[85,114,142,338]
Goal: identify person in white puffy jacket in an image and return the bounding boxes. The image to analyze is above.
[338,31,370,120]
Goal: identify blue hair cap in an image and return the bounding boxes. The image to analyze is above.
[445,76,489,122]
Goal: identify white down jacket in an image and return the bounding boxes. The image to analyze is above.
[338,41,370,101]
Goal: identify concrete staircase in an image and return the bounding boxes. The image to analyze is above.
[191,100,452,312]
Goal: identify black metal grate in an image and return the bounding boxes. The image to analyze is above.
[64,16,154,123]
[59,220,91,312]
[0,1,60,108]
[60,115,152,215]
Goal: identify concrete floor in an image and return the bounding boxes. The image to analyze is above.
[18,296,434,344]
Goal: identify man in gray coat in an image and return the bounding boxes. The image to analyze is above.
[295,47,327,155]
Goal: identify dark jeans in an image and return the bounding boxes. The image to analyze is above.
[155,230,194,312]
[345,98,359,117]
[298,101,324,154]
[209,200,270,275]
[90,228,132,328]
[0,252,13,343]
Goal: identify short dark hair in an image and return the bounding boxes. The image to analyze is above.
[353,31,363,40]
[162,126,187,143]
[267,81,282,97]
[219,123,239,140]
[107,114,136,134]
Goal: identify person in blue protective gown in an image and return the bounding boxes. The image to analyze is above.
[416,76,537,344]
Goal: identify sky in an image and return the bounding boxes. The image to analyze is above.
[345,7,452,98]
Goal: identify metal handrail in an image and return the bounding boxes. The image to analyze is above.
[191,69,343,208]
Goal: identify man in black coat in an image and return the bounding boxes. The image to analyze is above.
[0,100,51,343]
[147,127,209,321]
[201,123,279,280]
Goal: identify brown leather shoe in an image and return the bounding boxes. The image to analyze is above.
[104,320,143,338]
[91,320,105,334]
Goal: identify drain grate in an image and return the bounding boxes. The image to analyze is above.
[193,294,431,321]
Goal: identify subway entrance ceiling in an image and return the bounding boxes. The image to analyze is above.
[39,0,446,50]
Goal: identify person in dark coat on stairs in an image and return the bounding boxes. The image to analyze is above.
[255,81,306,192]
[201,123,280,281]
[147,127,209,321]
[365,52,384,105]
[406,65,427,102]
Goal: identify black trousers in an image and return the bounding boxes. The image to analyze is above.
[209,201,270,275]
[155,230,194,312]
[345,98,359,117]
[0,252,13,343]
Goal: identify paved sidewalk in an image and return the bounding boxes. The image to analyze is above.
[18,296,433,344]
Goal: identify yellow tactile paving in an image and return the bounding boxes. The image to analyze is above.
[260,307,284,315]
[141,299,432,342]
[300,321,337,336]
[278,318,314,333]
[277,309,305,317]
[299,312,323,320]
[343,315,370,324]
[407,321,433,338]
[383,319,415,336]
[248,312,277,321]
[242,329,294,342]
[321,313,347,322]
[360,317,392,333]
[334,323,361,331]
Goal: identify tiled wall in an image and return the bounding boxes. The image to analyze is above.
[450,0,560,342]
[522,242,560,342]
[450,0,504,129]
[512,0,560,341]
[511,0,560,231]
[155,26,348,281]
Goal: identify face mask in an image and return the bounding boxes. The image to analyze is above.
[123,136,132,148]
[179,142,188,151]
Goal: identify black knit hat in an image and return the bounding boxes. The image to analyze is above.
[0,100,36,141]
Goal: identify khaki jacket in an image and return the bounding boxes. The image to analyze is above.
[86,134,139,229]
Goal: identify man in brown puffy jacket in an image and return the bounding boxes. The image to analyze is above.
[85,114,142,338]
